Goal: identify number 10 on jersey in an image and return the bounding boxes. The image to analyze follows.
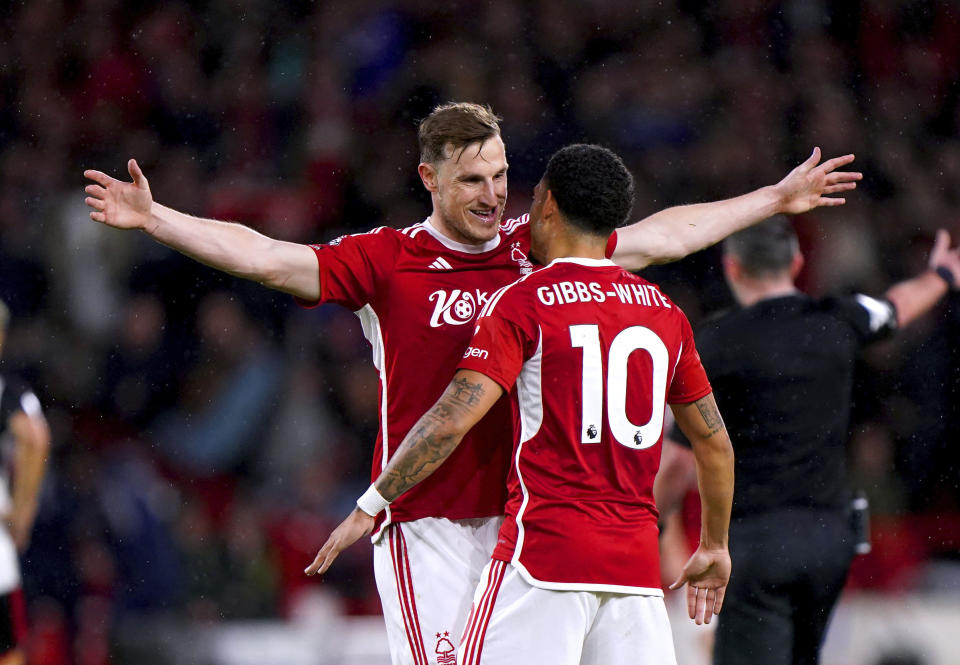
[569,325,668,450]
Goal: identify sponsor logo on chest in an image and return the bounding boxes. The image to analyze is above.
[428,288,492,327]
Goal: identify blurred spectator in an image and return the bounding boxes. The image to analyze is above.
[152,292,284,477]
[0,2,956,661]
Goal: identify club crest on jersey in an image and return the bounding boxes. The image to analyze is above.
[428,289,489,327]
[435,632,456,665]
[511,241,534,275]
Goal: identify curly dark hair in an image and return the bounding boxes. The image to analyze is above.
[543,144,634,236]
[722,215,799,277]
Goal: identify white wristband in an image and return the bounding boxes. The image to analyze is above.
[356,484,390,517]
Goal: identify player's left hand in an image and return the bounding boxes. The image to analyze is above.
[774,147,862,214]
[669,545,731,625]
[305,508,375,576]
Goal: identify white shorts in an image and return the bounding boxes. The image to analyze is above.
[459,561,677,665]
[0,526,19,596]
[373,516,503,665]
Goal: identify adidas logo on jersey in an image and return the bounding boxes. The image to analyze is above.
[429,257,453,270]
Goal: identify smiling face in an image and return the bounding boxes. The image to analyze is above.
[419,135,508,245]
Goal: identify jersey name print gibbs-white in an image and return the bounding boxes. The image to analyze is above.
[458,258,712,593]
[299,216,534,537]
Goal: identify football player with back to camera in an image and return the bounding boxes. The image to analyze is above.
[85,102,858,664]
[308,144,735,665]
[656,216,960,665]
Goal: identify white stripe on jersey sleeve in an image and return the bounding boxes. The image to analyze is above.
[477,265,547,321]
[478,285,511,320]
[401,222,427,237]
[854,294,897,332]
[500,214,529,235]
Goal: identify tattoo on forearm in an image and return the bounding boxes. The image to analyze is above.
[377,378,487,501]
[695,396,726,438]
[451,376,486,406]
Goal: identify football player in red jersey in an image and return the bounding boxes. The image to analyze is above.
[310,144,733,664]
[86,103,852,664]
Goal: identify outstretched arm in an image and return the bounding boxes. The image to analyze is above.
[7,404,50,552]
[668,393,734,625]
[84,159,320,300]
[305,370,504,576]
[885,229,960,327]
[612,148,862,270]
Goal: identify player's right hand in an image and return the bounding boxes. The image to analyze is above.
[669,545,731,625]
[305,507,375,576]
[84,158,153,231]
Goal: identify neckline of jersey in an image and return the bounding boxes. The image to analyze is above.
[421,218,502,254]
[546,256,617,268]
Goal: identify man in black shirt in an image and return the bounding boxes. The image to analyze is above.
[658,217,960,665]
[0,300,50,665]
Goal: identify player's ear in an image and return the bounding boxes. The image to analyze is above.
[418,162,440,193]
[543,188,559,220]
[721,254,740,283]
[789,251,804,280]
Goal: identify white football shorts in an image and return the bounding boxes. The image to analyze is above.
[459,560,678,665]
[373,516,503,665]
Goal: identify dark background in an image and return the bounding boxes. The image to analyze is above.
[0,1,958,662]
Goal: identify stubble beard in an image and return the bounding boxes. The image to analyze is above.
[438,200,505,246]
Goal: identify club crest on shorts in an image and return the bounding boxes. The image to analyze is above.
[435,632,456,664]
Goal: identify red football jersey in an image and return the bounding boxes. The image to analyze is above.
[300,217,537,538]
[457,257,712,594]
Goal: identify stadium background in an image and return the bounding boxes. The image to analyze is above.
[0,0,958,663]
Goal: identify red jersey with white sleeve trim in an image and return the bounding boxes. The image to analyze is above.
[299,216,536,538]
[457,257,712,594]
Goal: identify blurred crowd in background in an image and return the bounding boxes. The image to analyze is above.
[0,0,959,662]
